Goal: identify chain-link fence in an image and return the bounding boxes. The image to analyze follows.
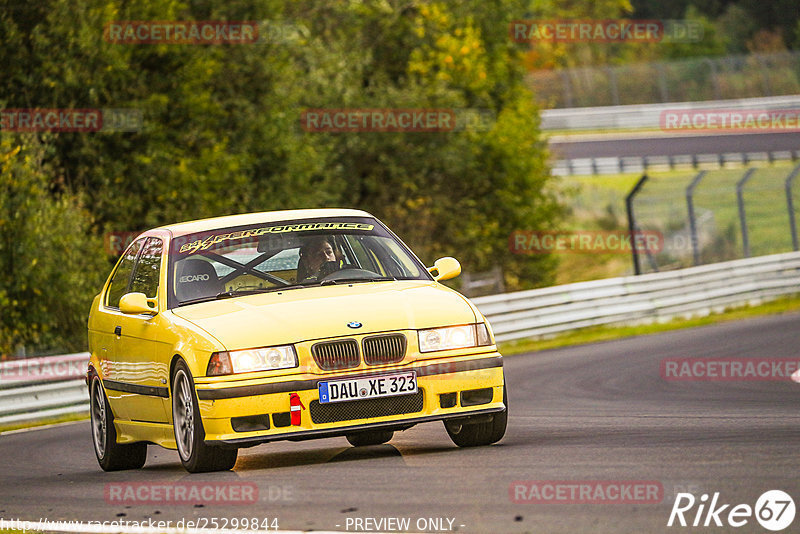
[531,52,800,108]
[627,163,800,274]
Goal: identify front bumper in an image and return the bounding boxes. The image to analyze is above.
[194,352,505,446]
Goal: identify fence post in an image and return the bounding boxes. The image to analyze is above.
[686,170,707,266]
[736,168,757,258]
[785,163,800,251]
[626,174,649,275]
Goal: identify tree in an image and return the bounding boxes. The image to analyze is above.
[0,135,106,355]
[284,0,562,283]
[0,0,563,352]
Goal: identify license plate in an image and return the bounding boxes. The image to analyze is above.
[318,372,417,404]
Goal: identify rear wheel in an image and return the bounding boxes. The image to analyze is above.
[90,375,147,471]
[445,387,507,447]
[172,360,238,473]
[346,430,394,447]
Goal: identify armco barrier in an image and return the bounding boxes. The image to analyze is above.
[544,95,800,175]
[0,353,89,426]
[3,251,800,425]
[540,95,800,131]
[473,250,800,342]
[550,151,799,176]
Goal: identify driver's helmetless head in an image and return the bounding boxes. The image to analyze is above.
[300,236,336,274]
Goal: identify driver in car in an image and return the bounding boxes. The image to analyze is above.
[297,235,340,282]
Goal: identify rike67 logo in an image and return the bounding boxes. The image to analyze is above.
[668,490,795,531]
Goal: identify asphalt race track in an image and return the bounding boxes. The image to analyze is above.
[1,312,799,534]
[549,131,800,160]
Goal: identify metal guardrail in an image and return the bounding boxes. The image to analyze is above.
[473,250,800,342]
[551,151,799,176]
[0,353,89,426]
[3,251,800,424]
[544,95,800,175]
[541,95,800,131]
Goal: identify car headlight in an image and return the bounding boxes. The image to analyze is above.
[418,323,492,353]
[206,345,298,376]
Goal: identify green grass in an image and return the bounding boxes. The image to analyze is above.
[0,411,88,434]
[544,126,663,137]
[558,162,800,282]
[565,162,799,223]
[498,293,800,355]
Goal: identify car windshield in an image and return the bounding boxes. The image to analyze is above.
[168,216,430,307]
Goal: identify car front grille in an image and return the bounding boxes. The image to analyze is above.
[309,390,424,424]
[311,339,360,370]
[362,334,407,365]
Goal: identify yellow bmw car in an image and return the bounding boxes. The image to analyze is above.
[87,209,506,472]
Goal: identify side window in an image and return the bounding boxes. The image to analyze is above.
[106,239,143,308]
[130,237,163,299]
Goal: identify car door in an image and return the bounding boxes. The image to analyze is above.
[93,238,144,421]
[111,236,172,424]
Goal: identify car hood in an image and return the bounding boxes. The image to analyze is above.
[170,280,477,350]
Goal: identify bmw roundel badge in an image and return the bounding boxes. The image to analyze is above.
[347,321,362,329]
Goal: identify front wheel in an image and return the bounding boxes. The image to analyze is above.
[444,387,507,447]
[90,375,147,471]
[172,360,238,473]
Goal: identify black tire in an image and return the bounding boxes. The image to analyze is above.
[172,360,238,473]
[90,375,147,471]
[345,430,394,447]
[444,387,507,447]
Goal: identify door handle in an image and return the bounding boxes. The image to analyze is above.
[114,326,122,336]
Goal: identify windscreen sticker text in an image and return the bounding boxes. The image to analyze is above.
[179,223,374,254]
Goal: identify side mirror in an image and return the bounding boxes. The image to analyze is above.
[119,292,158,315]
[428,257,461,282]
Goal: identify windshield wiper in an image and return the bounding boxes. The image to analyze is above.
[176,295,219,307]
[177,278,390,307]
[215,289,266,299]
[319,276,395,286]
[215,285,307,299]
[176,286,305,306]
